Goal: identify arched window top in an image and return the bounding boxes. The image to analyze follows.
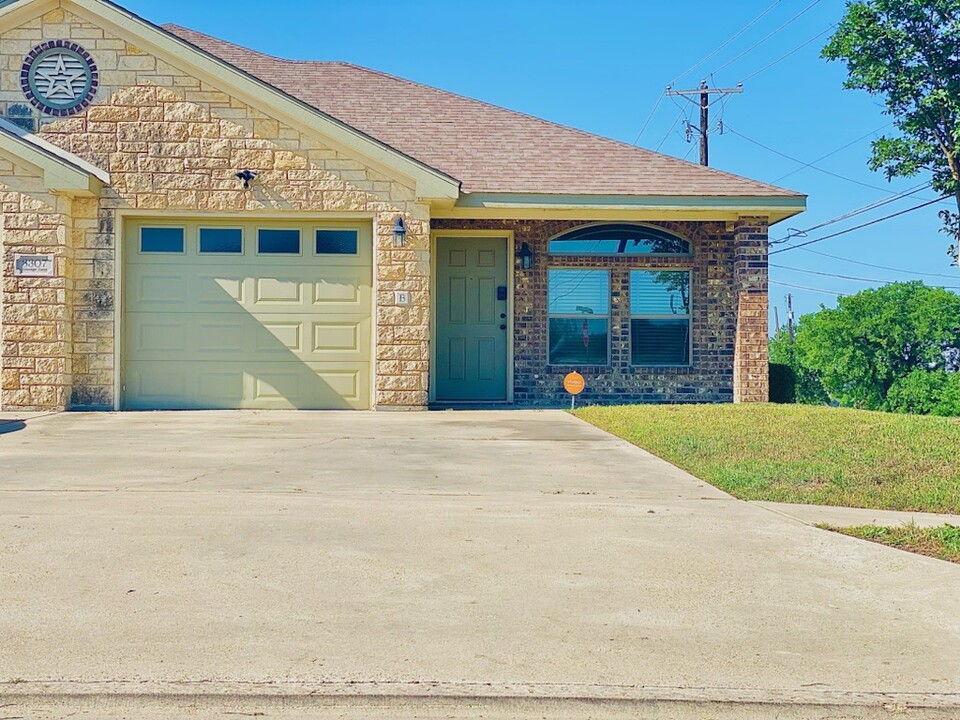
[548,224,690,256]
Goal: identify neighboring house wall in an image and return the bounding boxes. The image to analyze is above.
[431,218,769,405]
[0,5,431,411]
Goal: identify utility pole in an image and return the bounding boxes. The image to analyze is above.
[774,306,781,341]
[786,293,795,346]
[665,81,743,166]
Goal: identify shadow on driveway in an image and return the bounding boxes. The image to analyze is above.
[0,419,26,436]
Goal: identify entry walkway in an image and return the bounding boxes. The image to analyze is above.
[754,501,960,529]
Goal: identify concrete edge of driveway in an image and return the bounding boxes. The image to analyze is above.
[0,680,960,717]
[752,501,960,529]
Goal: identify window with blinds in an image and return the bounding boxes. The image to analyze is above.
[631,270,691,366]
[548,269,609,365]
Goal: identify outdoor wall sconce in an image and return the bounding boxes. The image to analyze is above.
[235,169,257,190]
[517,241,534,269]
[393,216,407,248]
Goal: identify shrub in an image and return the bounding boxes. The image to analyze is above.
[769,363,796,403]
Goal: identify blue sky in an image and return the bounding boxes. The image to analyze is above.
[121,0,960,324]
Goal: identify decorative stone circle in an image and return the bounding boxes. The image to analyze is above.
[21,41,99,117]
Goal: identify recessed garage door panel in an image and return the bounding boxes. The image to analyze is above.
[125,361,370,410]
[125,312,371,363]
[123,220,372,410]
[126,267,371,315]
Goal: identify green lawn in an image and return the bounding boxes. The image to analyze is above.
[574,404,960,513]
[824,524,960,564]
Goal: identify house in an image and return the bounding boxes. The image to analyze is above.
[0,0,806,412]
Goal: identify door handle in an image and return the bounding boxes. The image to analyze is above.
[500,324,507,330]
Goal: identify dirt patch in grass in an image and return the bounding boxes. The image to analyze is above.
[574,404,960,513]
[823,524,960,563]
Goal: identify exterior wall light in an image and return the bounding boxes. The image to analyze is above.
[235,169,257,189]
[392,216,407,248]
[517,241,534,269]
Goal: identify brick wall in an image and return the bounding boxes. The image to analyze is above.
[0,5,431,410]
[733,217,770,403]
[431,218,768,406]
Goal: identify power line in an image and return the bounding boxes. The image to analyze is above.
[725,125,925,195]
[711,0,823,77]
[669,0,782,86]
[739,23,836,83]
[633,90,665,145]
[771,181,933,244]
[797,247,960,279]
[655,108,687,152]
[770,280,844,296]
[770,195,951,255]
[771,263,960,289]
[772,123,891,183]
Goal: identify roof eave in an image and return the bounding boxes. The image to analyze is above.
[0,119,109,196]
[433,192,807,224]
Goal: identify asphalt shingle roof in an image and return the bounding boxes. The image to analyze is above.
[164,24,803,199]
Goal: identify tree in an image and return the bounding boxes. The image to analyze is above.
[886,369,960,415]
[823,0,960,265]
[790,282,960,410]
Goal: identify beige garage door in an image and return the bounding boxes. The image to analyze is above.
[123,219,372,410]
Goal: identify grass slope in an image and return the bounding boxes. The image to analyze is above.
[574,404,960,513]
[825,524,960,564]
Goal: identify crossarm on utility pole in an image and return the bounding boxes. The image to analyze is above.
[664,82,743,166]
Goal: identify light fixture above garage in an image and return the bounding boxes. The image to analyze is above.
[392,216,407,248]
[235,169,257,190]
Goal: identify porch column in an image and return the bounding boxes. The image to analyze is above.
[732,216,769,403]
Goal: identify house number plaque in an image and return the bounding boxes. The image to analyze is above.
[14,253,56,278]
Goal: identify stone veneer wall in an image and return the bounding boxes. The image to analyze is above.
[431,218,769,405]
[0,5,431,410]
[0,160,75,409]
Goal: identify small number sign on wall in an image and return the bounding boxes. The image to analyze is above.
[14,254,55,278]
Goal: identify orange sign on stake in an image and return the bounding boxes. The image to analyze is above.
[563,372,585,409]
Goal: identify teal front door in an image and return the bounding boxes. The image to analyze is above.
[435,236,509,401]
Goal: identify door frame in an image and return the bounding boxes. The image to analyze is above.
[429,229,515,404]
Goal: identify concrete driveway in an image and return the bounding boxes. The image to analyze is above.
[1,410,958,719]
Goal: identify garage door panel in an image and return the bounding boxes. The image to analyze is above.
[195,319,247,354]
[124,220,372,410]
[198,276,245,306]
[136,273,188,307]
[127,312,370,363]
[313,277,364,306]
[130,321,187,354]
[254,277,303,305]
[125,361,369,410]
[126,269,371,315]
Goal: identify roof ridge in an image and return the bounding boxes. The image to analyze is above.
[162,24,353,68]
[161,24,800,197]
[327,62,802,196]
